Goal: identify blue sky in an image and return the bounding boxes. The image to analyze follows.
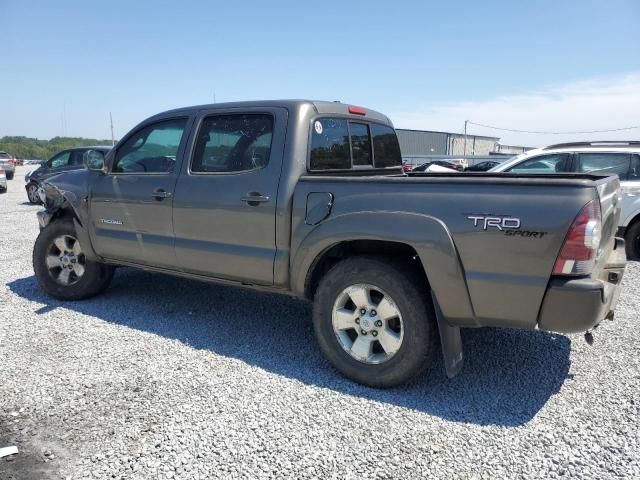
[1,0,639,145]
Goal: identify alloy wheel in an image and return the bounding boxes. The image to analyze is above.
[331,283,404,364]
[45,235,86,286]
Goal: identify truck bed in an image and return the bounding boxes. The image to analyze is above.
[291,172,621,330]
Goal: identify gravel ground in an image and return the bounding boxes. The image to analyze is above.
[1,165,639,479]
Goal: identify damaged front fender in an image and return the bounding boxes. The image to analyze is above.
[37,170,100,261]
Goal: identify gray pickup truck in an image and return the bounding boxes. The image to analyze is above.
[33,100,626,387]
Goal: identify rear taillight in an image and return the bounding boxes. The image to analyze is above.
[553,199,602,275]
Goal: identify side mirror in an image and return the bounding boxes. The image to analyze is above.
[83,150,105,172]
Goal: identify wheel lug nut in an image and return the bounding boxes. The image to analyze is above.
[360,308,366,315]
[360,329,367,335]
[375,320,383,327]
[370,309,377,316]
[355,318,360,324]
[372,331,378,337]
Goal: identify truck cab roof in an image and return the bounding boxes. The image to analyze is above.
[150,99,394,126]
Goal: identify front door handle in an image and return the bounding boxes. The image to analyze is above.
[152,188,172,200]
[241,193,270,206]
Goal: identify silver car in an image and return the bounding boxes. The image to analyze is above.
[490,141,640,259]
[0,151,16,180]
[0,166,7,193]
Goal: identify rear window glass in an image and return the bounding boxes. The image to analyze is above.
[371,123,401,168]
[309,118,401,171]
[577,153,631,179]
[309,118,351,170]
[350,122,372,166]
[0,152,10,159]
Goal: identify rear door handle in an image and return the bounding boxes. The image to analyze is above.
[152,188,172,200]
[241,193,270,206]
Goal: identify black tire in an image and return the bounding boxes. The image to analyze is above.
[26,183,41,204]
[312,256,438,388]
[33,219,114,300]
[625,221,640,261]
[6,171,14,180]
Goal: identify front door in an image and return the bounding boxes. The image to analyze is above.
[172,108,287,285]
[89,116,190,269]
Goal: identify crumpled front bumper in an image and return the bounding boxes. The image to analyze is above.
[538,238,626,334]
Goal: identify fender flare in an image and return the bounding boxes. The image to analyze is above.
[291,211,476,325]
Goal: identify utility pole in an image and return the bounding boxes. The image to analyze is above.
[110,112,115,146]
[463,120,468,157]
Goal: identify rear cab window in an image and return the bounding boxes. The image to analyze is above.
[309,118,401,172]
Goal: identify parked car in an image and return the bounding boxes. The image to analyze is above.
[465,160,501,172]
[0,151,16,180]
[410,160,461,172]
[0,166,7,193]
[33,100,625,387]
[25,146,112,204]
[490,141,640,259]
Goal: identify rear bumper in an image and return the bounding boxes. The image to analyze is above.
[538,238,626,334]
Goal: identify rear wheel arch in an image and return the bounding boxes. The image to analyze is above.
[304,240,427,300]
[293,211,475,325]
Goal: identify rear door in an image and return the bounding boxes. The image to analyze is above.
[88,116,191,268]
[172,107,287,285]
[575,152,638,226]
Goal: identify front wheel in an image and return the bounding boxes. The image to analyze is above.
[312,256,438,387]
[33,220,114,300]
[26,183,41,204]
[6,171,14,180]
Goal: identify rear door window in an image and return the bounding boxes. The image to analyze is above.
[507,153,570,173]
[191,114,274,173]
[630,155,640,181]
[577,153,631,179]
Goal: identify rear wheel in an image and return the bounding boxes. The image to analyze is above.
[312,256,437,387]
[6,171,14,180]
[26,183,41,204]
[625,221,640,260]
[33,220,114,300]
